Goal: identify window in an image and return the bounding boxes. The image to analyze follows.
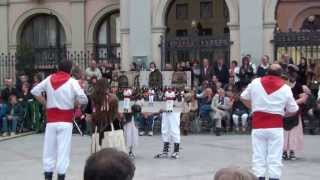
[176,29,188,37]
[96,11,121,61]
[200,1,213,18]
[176,4,188,20]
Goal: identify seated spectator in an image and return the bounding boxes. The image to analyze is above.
[198,88,213,119]
[232,93,250,133]
[210,88,232,136]
[84,148,135,180]
[2,95,24,136]
[138,112,157,136]
[214,167,257,180]
[181,89,198,135]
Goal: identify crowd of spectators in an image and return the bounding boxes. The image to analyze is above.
[1,54,320,137]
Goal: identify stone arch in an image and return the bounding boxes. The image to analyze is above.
[11,8,72,49]
[152,0,239,28]
[86,3,120,45]
[289,6,320,31]
[263,0,278,24]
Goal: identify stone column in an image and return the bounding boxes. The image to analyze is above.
[151,27,166,69]
[120,0,130,71]
[239,0,264,64]
[263,22,276,61]
[0,0,8,53]
[70,0,85,52]
[228,23,241,63]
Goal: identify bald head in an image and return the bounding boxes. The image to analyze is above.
[267,64,282,77]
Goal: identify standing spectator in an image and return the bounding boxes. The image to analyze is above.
[239,56,255,88]
[246,54,257,73]
[200,58,214,83]
[283,64,306,161]
[214,58,229,86]
[210,88,232,136]
[148,62,163,90]
[229,60,240,84]
[191,60,201,87]
[256,55,270,77]
[2,95,24,136]
[85,60,102,80]
[298,57,308,85]
[1,78,18,104]
[280,53,294,72]
[16,74,29,94]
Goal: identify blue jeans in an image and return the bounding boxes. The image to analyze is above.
[2,116,18,133]
[137,114,155,132]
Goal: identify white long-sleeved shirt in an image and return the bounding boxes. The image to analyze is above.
[241,76,298,129]
[31,71,88,123]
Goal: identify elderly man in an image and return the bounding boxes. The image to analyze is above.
[85,60,102,80]
[240,64,299,180]
[210,88,232,136]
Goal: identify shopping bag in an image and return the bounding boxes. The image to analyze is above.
[102,123,127,152]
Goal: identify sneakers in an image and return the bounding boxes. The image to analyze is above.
[11,132,16,136]
[148,131,153,136]
[282,151,289,160]
[139,131,145,136]
[154,152,169,159]
[171,152,179,159]
[129,151,135,159]
[289,151,297,160]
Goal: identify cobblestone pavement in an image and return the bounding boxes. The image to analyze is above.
[0,134,319,180]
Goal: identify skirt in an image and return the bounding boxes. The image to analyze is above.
[123,120,139,148]
[283,118,304,152]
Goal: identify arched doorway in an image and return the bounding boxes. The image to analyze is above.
[95,10,120,63]
[18,14,66,73]
[161,0,231,68]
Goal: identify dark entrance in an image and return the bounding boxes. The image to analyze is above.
[162,0,231,68]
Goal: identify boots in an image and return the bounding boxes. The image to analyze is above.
[154,142,169,159]
[171,143,180,159]
[258,177,265,180]
[44,172,53,180]
[57,174,65,180]
[269,178,279,180]
[215,128,222,136]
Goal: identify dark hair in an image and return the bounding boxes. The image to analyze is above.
[231,60,238,66]
[58,60,73,74]
[84,148,135,180]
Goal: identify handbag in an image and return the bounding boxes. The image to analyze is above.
[91,126,101,154]
[102,123,127,152]
[283,115,299,131]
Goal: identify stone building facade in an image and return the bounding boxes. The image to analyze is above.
[0,0,319,72]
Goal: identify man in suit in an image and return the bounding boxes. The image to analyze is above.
[214,58,229,86]
[200,58,213,83]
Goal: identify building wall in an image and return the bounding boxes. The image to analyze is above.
[277,0,320,32]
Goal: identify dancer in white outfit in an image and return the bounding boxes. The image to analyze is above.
[155,88,181,159]
[31,61,88,180]
[240,64,298,180]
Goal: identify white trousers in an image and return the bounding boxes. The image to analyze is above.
[43,122,73,174]
[161,112,181,143]
[232,113,249,128]
[166,100,174,112]
[149,95,154,104]
[123,98,130,110]
[252,128,283,179]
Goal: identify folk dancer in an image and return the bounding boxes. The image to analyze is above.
[240,64,298,180]
[123,87,132,112]
[148,88,155,105]
[155,87,181,159]
[31,60,88,180]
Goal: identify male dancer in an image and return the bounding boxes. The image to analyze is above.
[155,87,181,159]
[31,60,88,180]
[240,64,298,180]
